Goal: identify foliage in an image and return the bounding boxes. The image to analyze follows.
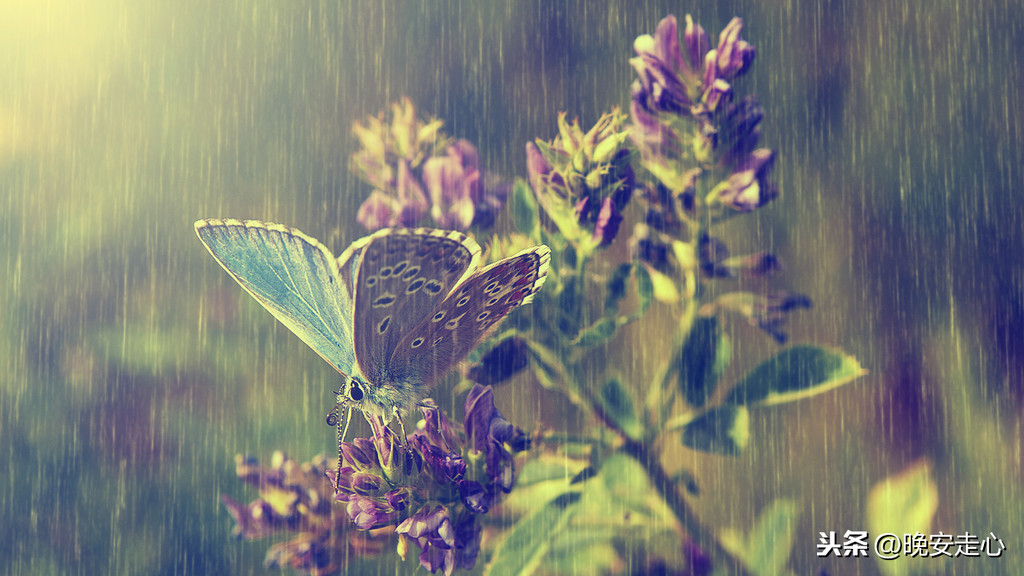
[224,13,865,576]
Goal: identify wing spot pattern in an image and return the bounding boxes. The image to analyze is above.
[373,293,396,308]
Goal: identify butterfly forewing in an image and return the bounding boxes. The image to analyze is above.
[194,219,357,376]
[390,245,551,388]
[352,228,481,387]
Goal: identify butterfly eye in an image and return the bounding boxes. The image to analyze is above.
[348,381,364,402]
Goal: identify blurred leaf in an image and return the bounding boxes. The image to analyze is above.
[604,262,632,313]
[486,492,582,576]
[571,317,618,348]
[511,179,540,239]
[643,264,679,303]
[867,459,939,576]
[634,262,654,315]
[597,379,642,440]
[522,339,582,405]
[748,500,799,576]
[720,500,799,576]
[673,316,723,408]
[681,405,749,455]
[723,346,867,406]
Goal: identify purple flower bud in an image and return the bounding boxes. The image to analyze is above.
[385,488,412,512]
[703,78,733,113]
[464,384,497,453]
[395,159,429,225]
[418,544,456,576]
[356,190,395,231]
[593,196,624,246]
[719,148,778,211]
[715,18,756,80]
[458,480,492,514]
[752,291,812,343]
[683,15,711,73]
[350,472,384,496]
[699,235,733,278]
[526,141,553,188]
[396,505,449,540]
[346,494,396,530]
[372,423,401,474]
[453,515,482,570]
[419,141,479,228]
[340,441,376,471]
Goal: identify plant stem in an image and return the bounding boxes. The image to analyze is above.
[619,435,747,575]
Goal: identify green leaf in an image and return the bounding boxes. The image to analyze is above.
[634,262,654,314]
[511,179,540,238]
[867,460,939,576]
[720,499,799,576]
[571,317,618,348]
[747,500,799,576]
[486,492,582,576]
[681,405,749,455]
[673,316,722,408]
[723,345,867,406]
[598,379,642,440]
[604,262,633,313]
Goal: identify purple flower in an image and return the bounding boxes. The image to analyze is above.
[630,15,695,116]
[714,18,756,80]
[527,111,634,249]
[683,14,711,73]
[347,493,399,529]
[717,148,778,212]
[352,100,508,231]
[221,453,393,572]
[704,291,812,343]
[423,141,480,230]
[397,505,458,576]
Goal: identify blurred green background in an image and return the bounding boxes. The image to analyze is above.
[2,0,1021,574]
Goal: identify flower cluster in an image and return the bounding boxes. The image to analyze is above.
[526,110,635,251]
[626,14,809,342]
[352,98,509,231]
[326,384,529,576]
[220,452,392,575]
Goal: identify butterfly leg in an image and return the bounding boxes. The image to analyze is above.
[332,405,354,493]
[392,406,409,445]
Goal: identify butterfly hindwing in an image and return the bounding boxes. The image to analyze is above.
[194,219,357,376]
[390,245,551,388]
[352,228,481,387]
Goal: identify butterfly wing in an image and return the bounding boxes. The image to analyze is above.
[390,244,551,388]
[350,228,481,387]
[195,219,357,376]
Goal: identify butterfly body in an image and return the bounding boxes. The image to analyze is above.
[195,219,549,428]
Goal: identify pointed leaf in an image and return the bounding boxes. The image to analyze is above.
[867,460,939,576]
[511,179,540,238]
[724,346,867,406]
[486,492,582,576]
[634,262,654,314]
[746,500,799,576]
[673,316,723,408]
[681,405,749,455]
[571,317,618,348]
[604,262,633,313]
[598,379,642,440]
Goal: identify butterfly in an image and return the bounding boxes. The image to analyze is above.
[194,219,550,446]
